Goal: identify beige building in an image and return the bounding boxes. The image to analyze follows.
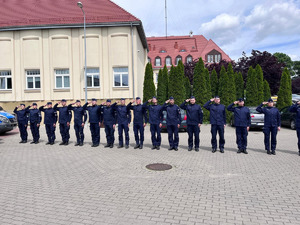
[0,0,148,110]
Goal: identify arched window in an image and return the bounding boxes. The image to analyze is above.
[186,55,193,63]
[155,57,161,66]
[175,55,182,65]
[165,56,172,66]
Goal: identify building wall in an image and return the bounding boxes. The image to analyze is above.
[0,26,146,110]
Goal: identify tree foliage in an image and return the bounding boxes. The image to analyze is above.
[245,66,258,106]
[292,77,300,94]
[168,65,185,105]
[235,72,244,99]
[277,68,292,109]
[227,63,236,103]
[263,80,271,101]
[255,64,264,104]
[210,69,218,97]
[143,63,156,103]
[273,52,294,76]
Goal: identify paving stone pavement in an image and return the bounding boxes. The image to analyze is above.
[0,124,300,225]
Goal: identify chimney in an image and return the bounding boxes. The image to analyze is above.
[174,42,178,49]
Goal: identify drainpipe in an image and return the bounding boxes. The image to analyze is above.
[131,23,135,99]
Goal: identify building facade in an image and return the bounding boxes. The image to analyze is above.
[146,35,231,84]
[0,0,148,110]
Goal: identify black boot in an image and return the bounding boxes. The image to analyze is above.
[104,143,110,148]
[118,145,124,148]
[134,144,140,149]
[243,149,248,154]
[168,147,173,150]
[79,143,83,146]
[139,145,143,149]
[75,143,79,146]
[110,144,114,148]
[59,142,65,145]
[237,149,242,153]
[125,145,129,149]
[188,147,192,151]
[195,148,199,152]
[271,151,276,155]
[212,148,217,153]
[151,145,156,150]
[220,149,224,153]
[156,146,160,150]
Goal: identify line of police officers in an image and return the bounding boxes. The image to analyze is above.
[13,96,300,155]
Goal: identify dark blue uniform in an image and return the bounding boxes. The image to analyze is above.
[25,106,42,143]
[227,104,251,151]
[83,103,102,146]
[289,104,300,153]
[115,105,131,147]
[54,104,72,144]
[180,102,203,150]
[256,104,281,153]
[162,103,182,149]
[14,107,29,142]
[127,102,148,147]
[101,103,117,146]
[68,104,87,145]
[203,100,226,151]
[39,106,57,144]
[144,102,164,148]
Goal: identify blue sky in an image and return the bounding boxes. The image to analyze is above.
[112,0,300,61]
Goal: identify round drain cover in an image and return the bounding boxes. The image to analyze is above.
[146,163,172,171]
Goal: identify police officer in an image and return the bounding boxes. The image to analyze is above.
[127,97,147,149]
[289,100,300,155]
[115,98,131,149]
[14,104,28,143]
[39,102,57,145]
[227,98,251,154]
[180,96,203,152]
[101,99,117,148]
[83,98,102,147]
[203,96,226,153]
[68,100,87,146]
[144,96,164,150]
[256,98,281,155]
[25,103,42,144]
[163,97,182,151]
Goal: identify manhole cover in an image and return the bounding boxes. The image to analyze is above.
[146,163,172,171]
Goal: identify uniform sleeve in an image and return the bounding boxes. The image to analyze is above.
[13,107,18,114]
[82,102,88,110]
[247,109,251,127]
[180,101,187,110]
[83,110,87,124]
[25,106,31,113]
[256,104,264,113]
[142,101,149,110]
[39,106,45,112]
[199,106,203,124]
[67,104,73,111]
[53,103,59,111]
[162,103,167,111]
[227,103,235,112]
[203,100,211,111]
[127,102,133,110]
[289,104,298,112]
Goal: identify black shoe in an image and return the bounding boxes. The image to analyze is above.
[156,146,160,150]
[91,144,95,147]
[271,151,276,155]
[151,145,156,150]
[243,149,248,154]
[139,145,143,149]
[35,141,39,144]
[79,143,83,146]
[220,149,224,153]
[168,147,173,151]
[267,151,271,155]
[46,142,51,145]
[50,142,54,145]
[118,145,124,149]
[134,145,140,149]
[19,140,23,143]
[188,147,192,151]
[104,143,110,148]
[59,142,65,145]
[75,143,79,146]
[30,141,35,144]
[64,142,69,146]
[174,147,178,151]
[110,144,114,148]
[212,148,217,153]
[125,145,129,149]
[195,148,199,152]
[237,149,242,153]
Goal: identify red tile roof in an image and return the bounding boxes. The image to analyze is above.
[147,35,231,68]
[0,0,140,29]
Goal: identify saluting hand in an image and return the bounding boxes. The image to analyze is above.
[186,99,190,102]
[262,102,268,105]
[87,101,92,104]
[57,101,61,105]
[210,98,215,102]
[165,100,170,104]
[131,99,136,103]
[148,99,152,103]
[234,101,238,105]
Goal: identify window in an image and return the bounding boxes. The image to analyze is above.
[160,50,167,53]
[113,67,129,87]
[186,56,193,63]
[207,55,214,63]
[215,54,221,63]
[180,49,186,52]
[86,68,100,88]
[55,69,70,89]
[26,70,40,89]
[175,56,182,65]
[0,71,12,90]
[166,57,172,66]
[155,57,161,66]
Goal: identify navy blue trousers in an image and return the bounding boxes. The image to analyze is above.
[150,124,161,146]
[59,123,70,143]
[18,122,28,141]
[30,122,40,142]
[187,125,200,148]
[90,123,100,145]
[211,124,225,150]
[105,124,115,144]
[236,126,248,150]
[263,126,278,151]
[118,124,129,146]
[133,123,144,145]
[45,124,56,143]
[297,128,300,152]
[74,123,84,144]
[167,125,179,148]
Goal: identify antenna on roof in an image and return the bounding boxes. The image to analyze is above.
[165,0,167,38]
[189,31,193,37]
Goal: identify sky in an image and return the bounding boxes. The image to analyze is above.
[112,0,300,61]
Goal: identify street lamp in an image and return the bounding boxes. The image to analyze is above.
[77,1,87,103]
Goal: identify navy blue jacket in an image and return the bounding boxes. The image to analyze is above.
[289,104,300,128]
[162,103,182,126]
[54,104,72,124]
[68,104,87,125]
[115,105,131,125]
[127,102,148,124]
[144,102,164,124]
[256,104,281,127]
[25,106,42,124]
[83,103,102,123]
[13,108,29,123]
[227,104,251,127]
[180,102,203,125]
[39,106,57,125]
[101,103,117,125]
[203,101,226,125]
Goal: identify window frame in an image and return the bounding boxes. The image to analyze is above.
[86,68,100,88]
[54,69,70,89]
[0,70,12,90]
[113,67,129,88]
[175,56,182,65]
[165,56,172,66]
[26,69,41,89]
[155,57,161,66]
[186,55,193,64]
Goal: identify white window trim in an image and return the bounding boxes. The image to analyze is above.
[166,57,171,66]
[55,69,70,89]
[0,70,12,90]
[26,70,41,89]
[86,68,100,88]
[113,67,129,88]
[155,58,161,66]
